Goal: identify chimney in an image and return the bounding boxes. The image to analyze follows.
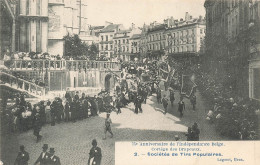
[180,18,183,21]
[131,23,135,29]
[185,12,190,21]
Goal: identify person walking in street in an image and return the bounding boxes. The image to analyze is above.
[169,89,175,107]
[47,148,61,165]
[134,95,143,114]
[88,139,102,165]
[115,97,121,114]
[156,86,162,104]
[185,127,192,141]
[34,144,49,165]
[33,109,42,143]
[190,94,196,111]
[178,98,185,118]
[103,113,113,139]
[191,122,200,141]
[14,145,29,165]
[162,95,169,114]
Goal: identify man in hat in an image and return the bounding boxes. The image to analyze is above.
[169,89,175,107]
[134,94,143,114]
[178,97,185,118]
[33,108,42,142]
[103,113,113,139]
[34,144,49,165]
[190,94,196,111]
[47,148,61,165]
[162,95,169,114]
[88,139,102,165]
[156,86,162,104]
[14,145,29,165]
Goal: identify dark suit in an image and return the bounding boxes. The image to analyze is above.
[34,152,49,165]
[14,151,29,165]
[48,155,61,165]
[88,147,102,165]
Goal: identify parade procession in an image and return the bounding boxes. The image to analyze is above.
[1,0,260,165]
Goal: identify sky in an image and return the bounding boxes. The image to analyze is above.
[86,0,206,28]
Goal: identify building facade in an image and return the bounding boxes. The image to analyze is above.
[1,0,89,56]
[204,0,260,99]
[113,25,142,61]
[98,23,124,60]
[164,15,206,55]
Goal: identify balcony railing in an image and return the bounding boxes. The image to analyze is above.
[7,60,121,71]
[0,71,46,97]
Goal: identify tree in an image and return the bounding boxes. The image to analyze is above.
[89,43,99,60]
[64,34,99,60]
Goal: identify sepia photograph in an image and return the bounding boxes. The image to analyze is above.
[0,0,259,164]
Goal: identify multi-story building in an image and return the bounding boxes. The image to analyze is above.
[113,24,142,61]
[204,0,260,99]
[145,23,167,60]
[129,33,141,61]
[47,0,89,55]
[164,13,206,56]
[1,0,89,56]
[98,22,125,59]
[248,0,260,101]
[113,29,131,61]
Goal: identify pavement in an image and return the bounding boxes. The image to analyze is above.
[1,87,227,165]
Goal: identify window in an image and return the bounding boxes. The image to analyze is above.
[192,45,195,51]
[110,44,113,50]
[26,0,30,15]
[127,39,129,43]
[123,39,125,44]
[36,0,41,15]
[123,46,125,52]
[101,45,103,50]
[127,46,129,52]
[106,45,108,50]
[106,35,108,41]
[101,36,104,41]
[200,29,203,34]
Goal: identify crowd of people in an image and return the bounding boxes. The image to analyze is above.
[14,139,103,165]
[2,90,111,142]
[197,71,259,140]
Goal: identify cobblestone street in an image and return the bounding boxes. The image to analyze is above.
[1,88,227,165]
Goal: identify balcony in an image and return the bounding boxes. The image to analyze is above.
[6,60,121,72]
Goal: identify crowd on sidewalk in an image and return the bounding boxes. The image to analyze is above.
[197,70,259,140]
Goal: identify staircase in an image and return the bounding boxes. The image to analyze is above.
[0,71,46,98]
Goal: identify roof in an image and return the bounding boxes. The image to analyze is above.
[130,34,141,40]
[100,24,120,33]
[148,24,167,33]
[90,26,105,30]
[116,30,131,34]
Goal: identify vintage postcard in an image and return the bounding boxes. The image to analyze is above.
[0,0,260,165]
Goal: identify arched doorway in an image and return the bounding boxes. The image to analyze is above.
[104,74,112,91]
